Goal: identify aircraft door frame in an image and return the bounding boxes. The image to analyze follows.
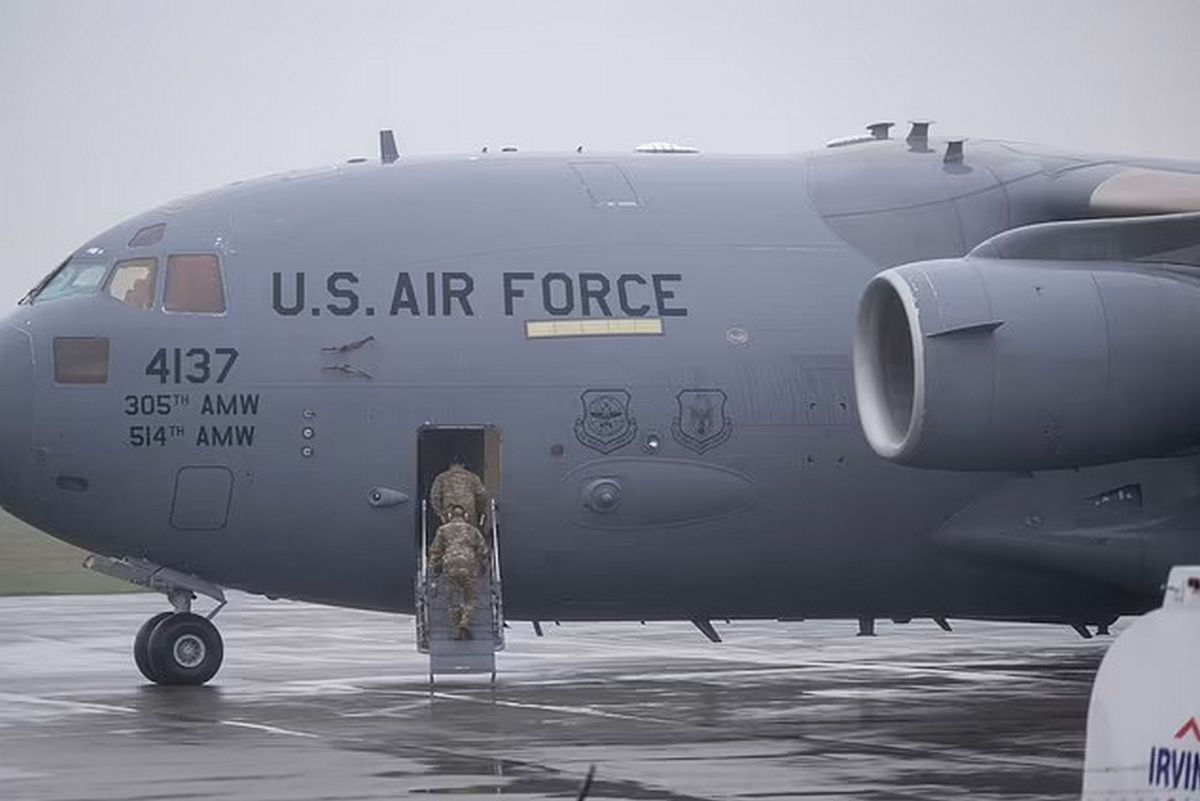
[414,425,502,565]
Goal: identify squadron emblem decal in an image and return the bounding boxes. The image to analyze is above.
[672,389,732,453]
[574,390,637,454]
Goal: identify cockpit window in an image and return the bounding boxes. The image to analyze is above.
[27,257,109,304]
[53,337,110,384]
[106,258,158,310]
[165,254,226,314]
[128,223,166,248]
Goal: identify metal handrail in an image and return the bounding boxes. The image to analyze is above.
[489,498,505,650]
[415,499,431,653]
[420,499,429,577]
[489,498,501,585]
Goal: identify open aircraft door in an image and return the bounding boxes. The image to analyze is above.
[413,426,504,681]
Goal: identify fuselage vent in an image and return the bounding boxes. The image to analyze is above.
[634,142,699,154]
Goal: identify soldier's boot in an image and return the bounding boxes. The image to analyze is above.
[453,603,471,640]
[444,576,462,639]
[451,598,468,640]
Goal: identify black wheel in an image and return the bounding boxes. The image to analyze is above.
[146,612,224,686]
[134,611,174,683]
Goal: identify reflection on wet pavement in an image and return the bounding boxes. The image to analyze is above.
[0,594,1111,800]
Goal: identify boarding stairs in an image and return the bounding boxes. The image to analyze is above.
[415,498,505,682]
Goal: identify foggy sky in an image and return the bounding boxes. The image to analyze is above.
[2,0,1198,302]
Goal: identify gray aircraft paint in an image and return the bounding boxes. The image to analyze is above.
[2,136,1199,626]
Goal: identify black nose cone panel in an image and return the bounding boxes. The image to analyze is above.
[0,324,33,507]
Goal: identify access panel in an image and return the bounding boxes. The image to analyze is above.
[170,466,234,530]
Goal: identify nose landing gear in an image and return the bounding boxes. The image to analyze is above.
[133,611,224,685]
[85,555,227,686]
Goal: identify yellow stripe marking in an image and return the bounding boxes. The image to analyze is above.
[526,318,664,339]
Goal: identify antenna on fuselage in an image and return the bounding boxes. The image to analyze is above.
[867,121,893,140]
[379,130,400,164]
[944,139,965,164]
[906,120,933,152]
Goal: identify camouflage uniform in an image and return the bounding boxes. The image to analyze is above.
[430,463,488,526]
[428,513,490,639]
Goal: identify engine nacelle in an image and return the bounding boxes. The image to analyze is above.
[853,257,1200,471]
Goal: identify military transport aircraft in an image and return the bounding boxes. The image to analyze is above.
[2,123,1200,685]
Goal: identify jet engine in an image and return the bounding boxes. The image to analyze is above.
[852,215,1200,471]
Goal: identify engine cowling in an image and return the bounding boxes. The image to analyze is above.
[853,257,1200,471]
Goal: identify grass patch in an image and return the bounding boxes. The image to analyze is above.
[0,509,137,595]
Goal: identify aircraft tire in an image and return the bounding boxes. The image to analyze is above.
[146,612,224,686]
[133,611,174,683]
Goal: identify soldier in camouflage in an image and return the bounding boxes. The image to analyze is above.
[430,461,489,527]
[428,504,490,640]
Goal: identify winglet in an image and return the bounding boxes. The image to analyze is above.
[379,130,399,164]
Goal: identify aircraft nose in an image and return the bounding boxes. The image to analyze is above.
[0,323,33,508]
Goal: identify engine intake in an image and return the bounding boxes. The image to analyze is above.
[853,257,1200,471]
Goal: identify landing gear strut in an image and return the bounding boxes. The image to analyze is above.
[85,555,227,686]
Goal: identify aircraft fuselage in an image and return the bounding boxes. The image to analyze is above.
[4,140,1198,628]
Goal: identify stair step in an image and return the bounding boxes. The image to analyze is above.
[416,497,505,681]
[422,575,501,675]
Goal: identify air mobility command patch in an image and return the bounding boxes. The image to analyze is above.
[574,390,637,454]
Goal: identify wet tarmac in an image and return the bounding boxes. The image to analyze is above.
[0,593,1113,800]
